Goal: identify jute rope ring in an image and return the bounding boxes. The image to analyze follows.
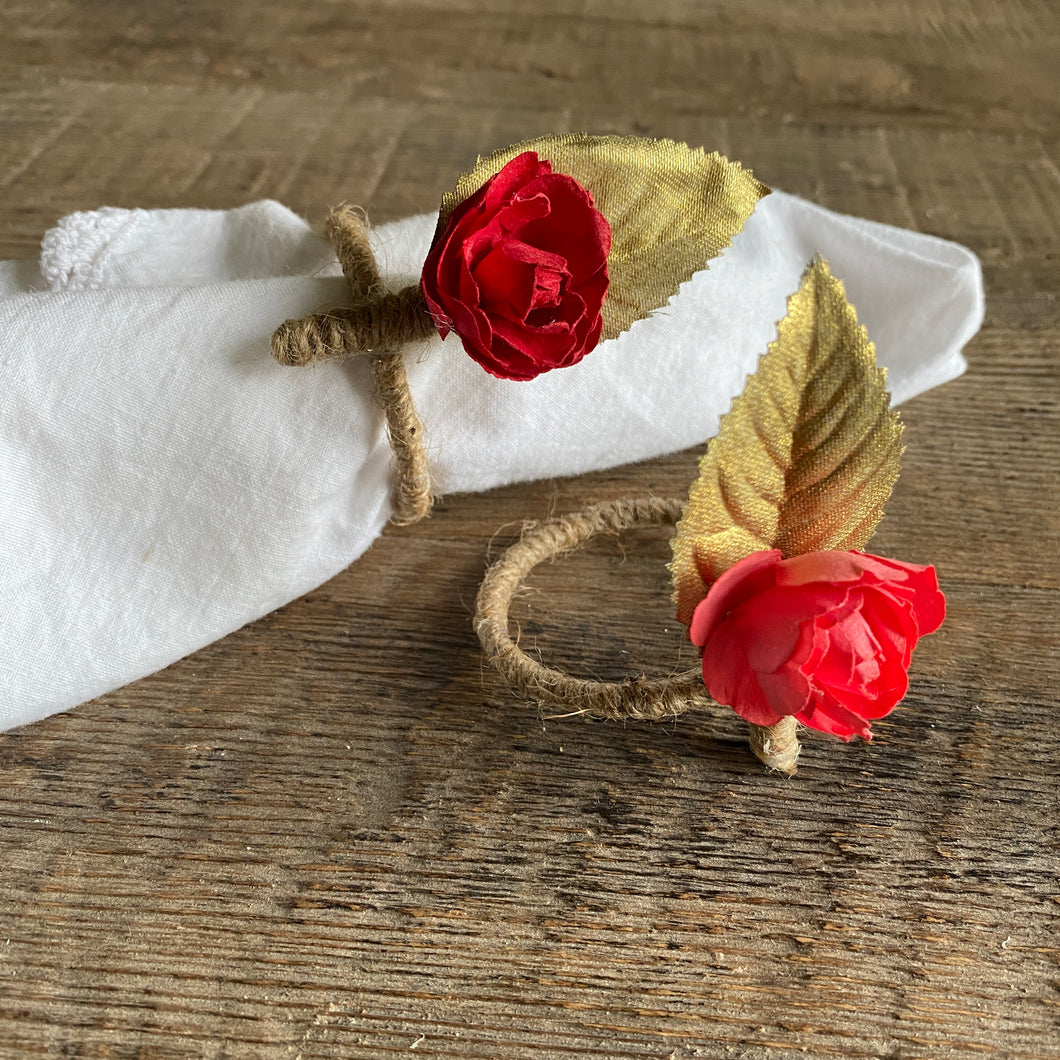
[474,496,802,773]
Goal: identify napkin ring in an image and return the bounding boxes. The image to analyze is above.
[270,134,769,525]
[475,260,947,774]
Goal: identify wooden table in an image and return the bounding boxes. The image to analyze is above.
[1,2,1057,1056]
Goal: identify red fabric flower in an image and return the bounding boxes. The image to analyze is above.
[689,550,945,740]
[421,151,611,381]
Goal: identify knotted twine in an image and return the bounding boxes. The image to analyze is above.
[271,206,435,525]
[474,497,802,774]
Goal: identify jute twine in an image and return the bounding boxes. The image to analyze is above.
[474,496,801,774]
[271,206,435,526]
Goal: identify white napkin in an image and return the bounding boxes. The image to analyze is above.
[0,193,983,730]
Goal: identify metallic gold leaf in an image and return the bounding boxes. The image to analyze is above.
[438,134,769,340]
[670,257,904,627]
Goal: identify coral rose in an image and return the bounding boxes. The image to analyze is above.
[689,550,945,740]
[421,151,611,381]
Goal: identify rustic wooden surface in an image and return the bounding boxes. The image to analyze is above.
[1,1,1057,1057]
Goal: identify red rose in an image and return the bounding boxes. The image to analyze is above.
[421,151,611,381]
[689,550,945,740]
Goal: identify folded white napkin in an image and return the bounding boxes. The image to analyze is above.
[0,193,983,731]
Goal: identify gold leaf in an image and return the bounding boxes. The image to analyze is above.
[438,134,769,340]
[670,256,904,626]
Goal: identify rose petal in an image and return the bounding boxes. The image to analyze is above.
[465,334,544,381]
[776,550,877,587]
[519,175,611,276]
[475,239,572,321]
[689,550,782,648]
[855,665,908,719]
[867,590,920,668]
[891,563,946,635]
[757,641,815,716]
[700,623,784,725]
[735,586,838,673]
[797,698,870,741]
[455,264,492,351]
[490,313,575,363]
[473,244,530,313]
[480,151,551,210]
[817,600,881,688]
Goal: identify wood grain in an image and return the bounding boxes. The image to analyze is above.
[0,1,1057,1057]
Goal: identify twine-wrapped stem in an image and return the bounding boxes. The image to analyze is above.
[270,288,434,366]
[747,716,800,775]
[369,351,431,526]
[270,205,435,525]
[474,497,802,772]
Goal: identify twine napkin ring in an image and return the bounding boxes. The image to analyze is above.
[475,260,947,774]
[270,134,768,525]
